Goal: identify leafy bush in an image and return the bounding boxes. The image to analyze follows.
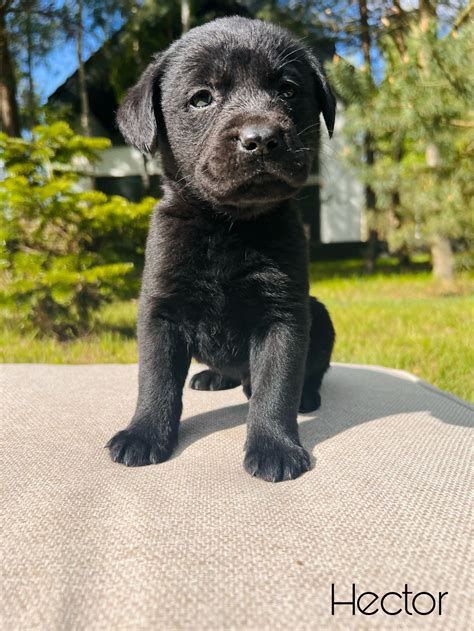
[0,123,156,339]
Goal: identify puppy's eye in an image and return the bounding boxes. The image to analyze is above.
[190,90,213,108]
[278,82,298,99]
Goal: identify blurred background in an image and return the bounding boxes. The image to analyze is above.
[0,0,472,400]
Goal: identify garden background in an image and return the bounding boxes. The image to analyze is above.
[1,0,473,401]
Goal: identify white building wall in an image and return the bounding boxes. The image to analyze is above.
[319,108,364,243]
[93,146,161,178]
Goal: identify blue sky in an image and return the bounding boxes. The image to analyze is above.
[36,37,104,102]
[30,2,124,103]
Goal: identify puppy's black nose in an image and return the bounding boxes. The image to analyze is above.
[239,125,280,155]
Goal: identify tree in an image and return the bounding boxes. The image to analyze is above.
[329,1,473,279]
[1,0,65,134]
[75,0,91,135]
[0,122,156,337]
[0,0,21,135]
[181,0,190,33]
[61,0,138,136]
[357,0,378,271]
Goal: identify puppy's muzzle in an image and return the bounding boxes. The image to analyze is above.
[238,124,281,156]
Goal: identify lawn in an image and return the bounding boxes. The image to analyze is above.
[1,259,473,402]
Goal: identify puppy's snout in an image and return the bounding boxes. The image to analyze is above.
[239,125,280,155]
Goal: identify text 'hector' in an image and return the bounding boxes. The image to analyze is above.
[331,584,448,616]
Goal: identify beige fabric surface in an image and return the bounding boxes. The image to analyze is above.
[2,362,473,630]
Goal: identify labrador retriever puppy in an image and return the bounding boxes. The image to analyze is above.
[106,16,336,482]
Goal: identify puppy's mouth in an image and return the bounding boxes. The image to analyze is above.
[232,169,301,201]
[196,157,310,209]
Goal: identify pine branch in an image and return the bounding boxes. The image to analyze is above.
[453,0,474,32]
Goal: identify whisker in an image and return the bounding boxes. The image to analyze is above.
[277,45,307,68]
[276,42,294,63]
[297,122,320,136]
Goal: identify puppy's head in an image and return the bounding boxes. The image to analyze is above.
[117,17,336,217]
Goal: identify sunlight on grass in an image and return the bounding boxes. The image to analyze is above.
[309,263,474,401]
[1,262,473,402]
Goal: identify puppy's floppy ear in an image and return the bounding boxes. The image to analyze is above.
[306,51,336,138]
[116,53,166,154]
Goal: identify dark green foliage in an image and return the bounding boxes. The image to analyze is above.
[0,122,156,338]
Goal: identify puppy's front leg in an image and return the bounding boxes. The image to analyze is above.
[107,305,190,467]
[244,319,310,482]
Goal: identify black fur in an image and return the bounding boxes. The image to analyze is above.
[106,17,336,482]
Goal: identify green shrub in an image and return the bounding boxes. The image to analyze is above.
[0,123,156,339]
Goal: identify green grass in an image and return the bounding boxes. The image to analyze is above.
[310,261,474,402]
[1,259,473,402]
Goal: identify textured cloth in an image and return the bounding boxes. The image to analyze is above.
[2,362,473,630]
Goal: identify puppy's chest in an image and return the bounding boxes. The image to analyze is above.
[178,230,291,321]
[185,232,288,365]
[200,235,267,292]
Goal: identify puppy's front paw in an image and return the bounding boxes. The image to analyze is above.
[244,440,311,482]
[106,428,174,467]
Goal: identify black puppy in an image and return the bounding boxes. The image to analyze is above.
[107,17,336,482]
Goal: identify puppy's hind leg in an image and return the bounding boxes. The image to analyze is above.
[190,369,240,391]
[299,297,335,413]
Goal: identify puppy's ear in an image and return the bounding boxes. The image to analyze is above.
[116,53,166,154]
[306,52,336,138]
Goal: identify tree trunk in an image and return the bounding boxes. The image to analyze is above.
[387,1,407,56]
[358,0,378,272]
[359,0,371,66]
[365,183,378,273]
[26,4,36,128]
[419,0,436,31]
[0,7,21,136]
[453,0,474,32]
[418,2,455,280]
[76,0,90,136]
[181,0,191,34]
[431,235,454,281]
